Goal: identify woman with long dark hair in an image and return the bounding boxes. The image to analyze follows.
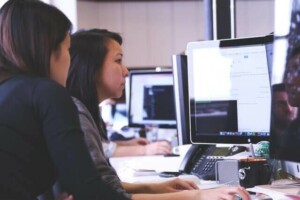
[66,28,251,200]
[0,1,129,199]
[68,28,172,158]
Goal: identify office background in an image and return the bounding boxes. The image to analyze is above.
[77,0,274,67]
[0,0,274,67]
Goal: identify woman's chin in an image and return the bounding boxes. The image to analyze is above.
[114,93,122,99]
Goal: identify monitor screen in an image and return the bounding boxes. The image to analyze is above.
[128,70,176,128]
[172,54,191,145]
[187,36,272,144]
[270,0,300,165]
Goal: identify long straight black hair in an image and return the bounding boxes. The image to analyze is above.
[0,0,72,79]
[67,29,122,139]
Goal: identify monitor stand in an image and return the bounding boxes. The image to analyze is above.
[249,143,256,157]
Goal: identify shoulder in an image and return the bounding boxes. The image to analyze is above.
[72,97,89,114]
[71,97,98,129]
[72,97,93,119]
[6,75,70,103]
[19,76,78,115]
[32,76,67,95]
[5,75,61,91]
[11,75,68,98]
[14,75,60,87]
[33,77,71,102]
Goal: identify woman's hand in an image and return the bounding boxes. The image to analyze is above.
[145,141,172,155]
[129,138,149,145]
[197,186,251,200]
[56,193,74,200]
[150,178,199,193]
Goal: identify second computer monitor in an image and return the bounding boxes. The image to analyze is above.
[187,36,272,144]
[128,70,176,128]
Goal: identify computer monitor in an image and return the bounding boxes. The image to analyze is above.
[269,0,300,178]
[172,54,191,145]
[187,35,272,144]
[128,70,176,128]
[265,34,274,83]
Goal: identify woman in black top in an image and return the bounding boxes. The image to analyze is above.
[0,0,129,199]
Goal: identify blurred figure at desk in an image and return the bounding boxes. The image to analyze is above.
[66,28,251,200]
[100,116,172,158]
[271,83,298,138]
[275,45,300,160]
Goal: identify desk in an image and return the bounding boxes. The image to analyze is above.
[109,145,190,183]
[109,144,240,190]
[110,155,300,199]
[110,145,300,199]
[109,153,224,190]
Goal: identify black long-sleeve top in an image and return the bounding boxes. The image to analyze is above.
[0,75,130,200]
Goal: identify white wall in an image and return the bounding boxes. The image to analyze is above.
[236,0,274,37]
[77,1,204,68]
[0,0,6,7]
[76,0,274,68]
[0,0,77,32]
[0,0,274,68]
[51,0,78,32]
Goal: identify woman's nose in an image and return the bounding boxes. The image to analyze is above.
[122,65,128,76]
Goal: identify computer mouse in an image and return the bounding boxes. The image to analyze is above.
[121,125,129,132]
[159,171,182,178]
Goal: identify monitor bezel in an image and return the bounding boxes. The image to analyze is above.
[128,69,176,129]
[172,54,191,145]
[187,35,273,144]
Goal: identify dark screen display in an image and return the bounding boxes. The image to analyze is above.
[270,0,300,162]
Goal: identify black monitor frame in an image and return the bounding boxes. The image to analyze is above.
[269,0,300,164]
[172,54,191,145]
[128,69,176,129]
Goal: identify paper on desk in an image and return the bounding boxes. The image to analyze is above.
[247,185,300,200]
[197,181,224,190]
[132,156,182,172]
[131,174,200,185]
[109,155,184,182]
[133,169,159,176]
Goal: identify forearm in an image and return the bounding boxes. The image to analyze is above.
[112,145,145,157]
[122,182,153,194]
[115,141,133,146]
[131,190,198,200]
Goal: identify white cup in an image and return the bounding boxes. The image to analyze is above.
[145,124,159,142]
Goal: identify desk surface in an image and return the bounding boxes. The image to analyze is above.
[109,145,300,200]
[109,145,247,191]
[109,153,227,190]
[109,155,183,183]
[109,144,216,188]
